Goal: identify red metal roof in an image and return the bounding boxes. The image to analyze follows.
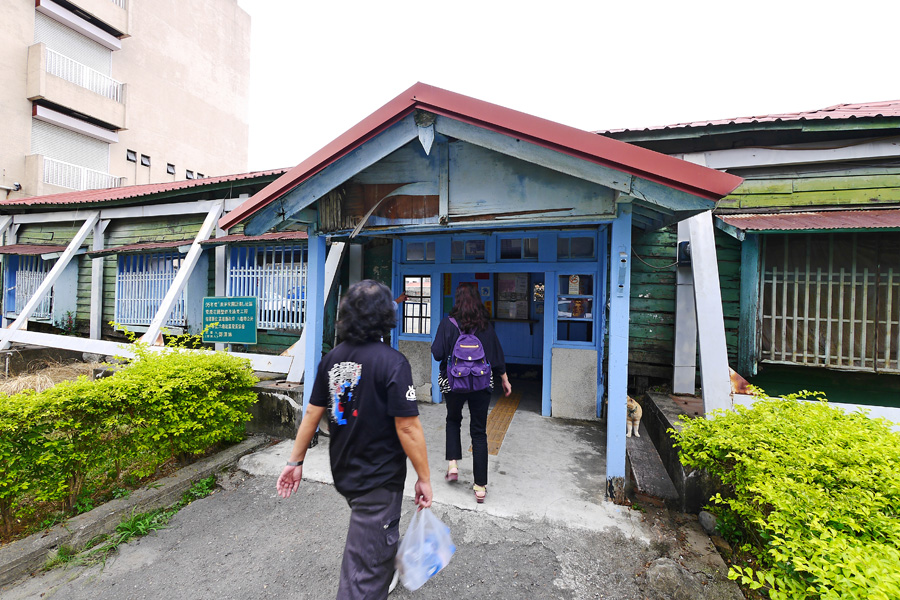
[200,231,308,246]
[719,209,900,232]
[88,239,194,257]
[220,83,742,230]
[0,244,70,255]
[603,100,900,134]
[0,169,289,207]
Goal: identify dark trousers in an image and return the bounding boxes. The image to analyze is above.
[444,389,491,487]
[338,487,402,600]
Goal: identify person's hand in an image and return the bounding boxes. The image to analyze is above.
[414,478,433,509]
[276,465,303,499]
[502,377,512,397]
[395,293,409,303]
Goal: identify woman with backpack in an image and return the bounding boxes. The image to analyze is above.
[431,283,512,504]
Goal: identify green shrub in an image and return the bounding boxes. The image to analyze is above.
[0,391,47,536]
[672,391,900,599]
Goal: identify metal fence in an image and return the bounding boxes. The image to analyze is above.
[115,252,186,327]
[44,157,125,191]
[46,48,124,102]
[15,256,53,319]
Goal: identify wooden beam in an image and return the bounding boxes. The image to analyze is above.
[139,203,222,344]
[738,234,761,377]
[282,240,347,383]
[0,211,100,350]
[687,211,732,415]
[606,203,632,501]
[89,219,110,339]
[6,198,247,225]
[672,220,697,393]
[244,115,420,236]
[714,216,746,241]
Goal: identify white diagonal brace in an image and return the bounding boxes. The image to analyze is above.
[139,203,223,344]
[89,219,110,339]
[281,241,347,382]
[0,210,100,350]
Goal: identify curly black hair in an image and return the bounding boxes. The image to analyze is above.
[335,279,397,345]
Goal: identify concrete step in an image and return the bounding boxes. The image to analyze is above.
[626,421,679,508]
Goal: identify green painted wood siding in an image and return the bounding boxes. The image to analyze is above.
[719,168,900,210]
[628,226,741,379]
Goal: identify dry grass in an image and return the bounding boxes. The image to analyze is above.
[0,361,101,395]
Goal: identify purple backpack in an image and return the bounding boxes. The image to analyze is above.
[446,317,491,393]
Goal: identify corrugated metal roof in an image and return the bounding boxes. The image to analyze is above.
[0,244,70,255]
[88,239,194,257]
[220,82,742,230]
[200,231,308,246]
[602,99,900,134]
[719,208,900,232]
[0,169,289,207]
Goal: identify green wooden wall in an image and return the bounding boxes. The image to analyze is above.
[628,225,741,381]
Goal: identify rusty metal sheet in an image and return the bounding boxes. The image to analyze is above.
[0,244,69,255]
[719,208,900,231]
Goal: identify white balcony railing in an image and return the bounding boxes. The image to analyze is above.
[110,0,127,8]
[46,48,124,103]
[43,156,125,191]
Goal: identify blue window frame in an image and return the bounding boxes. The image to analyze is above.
[556,273,595,343]
[450,237,486,262]
[498,235,538,260]
[405,240,435,262]
[557,232,596,260]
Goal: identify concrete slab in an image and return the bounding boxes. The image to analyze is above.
[240,387,653,542]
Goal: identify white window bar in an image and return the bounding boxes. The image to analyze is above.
[15,255,53,319]
[115,252,186,327]
[759,233,897,373]
[227,245,307,330]
[110,0,127,8]
[44,157,125,191]
[402,275,431,334]
[45,48,124,102]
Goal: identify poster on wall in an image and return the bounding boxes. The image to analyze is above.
[495,273,530,320]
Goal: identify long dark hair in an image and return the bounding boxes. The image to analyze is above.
[449,283,489,333]
[336,280,396,344]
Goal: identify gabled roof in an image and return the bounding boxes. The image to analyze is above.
[602,100,900,135]
[0,169,288,208]
[220,83,742,230]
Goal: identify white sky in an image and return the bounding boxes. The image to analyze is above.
[237,0,899,172]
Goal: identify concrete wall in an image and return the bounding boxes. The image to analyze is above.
[550,347,598,420]
[399,339,433,403]
[0,0,250,198]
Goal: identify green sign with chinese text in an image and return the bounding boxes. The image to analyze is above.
[202,297,257,344]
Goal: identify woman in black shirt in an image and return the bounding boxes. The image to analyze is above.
[431,284,511,503]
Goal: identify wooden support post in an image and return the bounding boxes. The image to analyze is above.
[140,203,222,345]
[606,203,632,503]
[302,229,327,408]
[89,219,109,339]
[0,211,100,350]
[738,234,761,377]
[687,211,732,415]
[283,240,346,383]
[213,220,227,351]
[673,220,697,394]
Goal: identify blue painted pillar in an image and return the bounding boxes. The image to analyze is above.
[303,228,326,409]
[391,239,402,351]
[738,234,760,377]
[606,203,632,502]
[430,271,443,403]
[541,270,556,417]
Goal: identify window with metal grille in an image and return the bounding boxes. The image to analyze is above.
[760,233,900,373]
[402,276,431,334]
[115,252,186,327]
[4,255,54,319]
[227,245,306,331]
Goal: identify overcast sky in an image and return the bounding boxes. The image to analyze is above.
[236,0,899,172]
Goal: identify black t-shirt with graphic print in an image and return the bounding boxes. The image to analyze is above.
[309,340,419,499]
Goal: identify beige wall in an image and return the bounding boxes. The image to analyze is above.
[0,0,250,198]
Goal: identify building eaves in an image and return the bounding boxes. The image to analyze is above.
[719,208,900,232]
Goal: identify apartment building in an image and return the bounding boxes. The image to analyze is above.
[0,0,250,199]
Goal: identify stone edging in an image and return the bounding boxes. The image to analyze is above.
[0,435,270,588]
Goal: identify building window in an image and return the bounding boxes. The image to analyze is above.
[227,244,307,331]
[166,163,176,175]
[115,252,186,327]
[557,274,594,343]
[405,240,435,262]
[402,276,431,334]
[4,255,54,319]
[499,237,538,260]
[197,173,205,178]
[126,149,137,162]
[140,154,150,167]
[760,233,900,373]
[451,238,486,262]
[558,234,595,260]
[186,170,195,179]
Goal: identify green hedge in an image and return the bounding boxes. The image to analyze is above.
[0,347,258,536]
[672,391,900,599]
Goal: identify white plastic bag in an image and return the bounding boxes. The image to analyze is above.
[395,507,456,591]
